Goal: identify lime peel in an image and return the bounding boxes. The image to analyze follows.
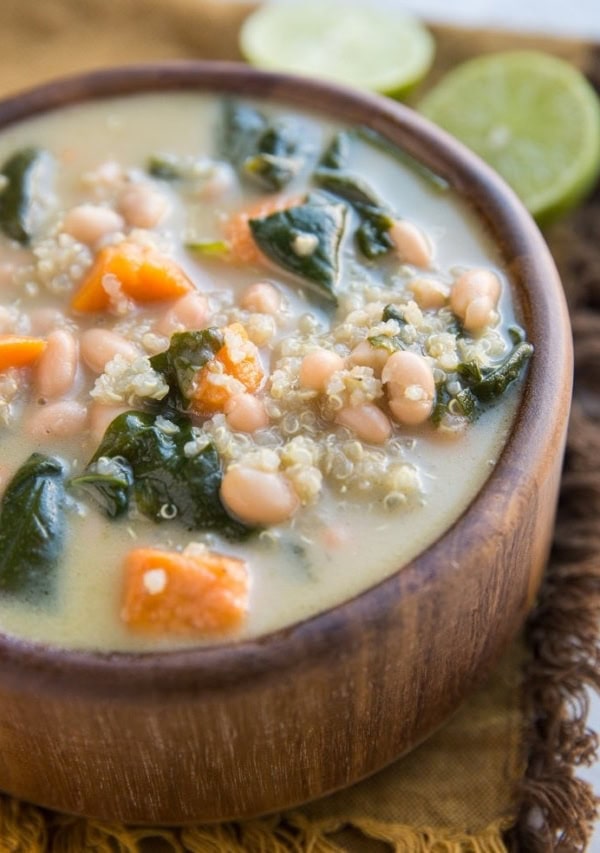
[240,1,435,97]
[419,51,600,224]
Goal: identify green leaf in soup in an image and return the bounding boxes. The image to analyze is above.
[0,147,46,244]
[221,100,267,167]
[150,328,224,408]
[70,456,134,519]
[312,165,395,260]
[86,411,251,540]
[147,155,182,181]
[367,333,405,353]
[382,304,406,325]
[313,167,382,207]
[470,342,534,403]
[431,383,452,427]
[0,453,66,598]
[242,122,305,191]
[508,324,527,345]
[431,383,478,427]
[319,131,352,170]
[457,360,484,384]
[220,101,305,191]
[249,199,347,301]
[355,204,396,259]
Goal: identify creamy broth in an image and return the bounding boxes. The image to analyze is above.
[0,93,528,651]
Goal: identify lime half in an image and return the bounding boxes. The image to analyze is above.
[420,51,600,224]
[240,1,434,96]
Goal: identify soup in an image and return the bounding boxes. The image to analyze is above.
[0,93,531,651]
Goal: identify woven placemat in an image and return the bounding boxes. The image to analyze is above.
[0,4,598,851]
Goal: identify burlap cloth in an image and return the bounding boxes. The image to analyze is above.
[0,3,598,851]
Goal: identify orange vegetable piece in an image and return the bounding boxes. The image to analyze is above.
[121,546,249,635]
[192,323,264,414]
[71,242,194,312]
[0,335,46,371]
[223,195,301,266]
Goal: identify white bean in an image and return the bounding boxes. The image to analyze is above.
[348,340,389,376]
[408,277,449,309]
[225,394,269,433]
[62,205,124,246]
[198,164,236,200]
[450,269,501,332]
[118,184,170,229]
[35,330,78,399]
[389,220,432,269]
[27,401,88,440]
[464,296,495,332]
[89,404,128,444]
[299,349,345,392]
[80,329,139,374]
[239,282,281,315]
[382,350,435,426]
[220,466,299,526]
[336,404,391,444]
[157,292,209,336]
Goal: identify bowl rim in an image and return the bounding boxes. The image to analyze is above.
[0,61,572,698]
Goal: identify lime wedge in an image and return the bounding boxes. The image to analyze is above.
[419,51,600,224]
[239,1,434,96]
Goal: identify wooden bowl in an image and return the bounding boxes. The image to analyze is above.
[0,63,572,824]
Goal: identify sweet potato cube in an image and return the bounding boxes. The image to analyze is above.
[121,547,249,635]
[71,242,193,312]
[0,335,46,371]
[192,323,264,414]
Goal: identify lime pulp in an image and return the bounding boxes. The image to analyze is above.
[239,1,435,97]
[419,51,600,224]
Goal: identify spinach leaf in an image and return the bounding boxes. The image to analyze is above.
[221,100,266,167]
[83,411,251,540]
[319,131,352,170]
[150,328,223,408]
[242,122,304,190]
[147,156,182,181]
[367,304,407,350]
[221,101,305,191]
[355,204,396,259]
[470,343,534,403]
[431,383,452,427]
[0,453,66,598]
[312,150,396,260]
[367,334,405,353]
[508,324,527,345]
[313,167,381,207]
[432,341,533,429]
[0,147,44,244]
[431,383,478,426]
[457,360,483,383]
[249,198,346,301]
[70,457,133,519]
[382,304,406,324]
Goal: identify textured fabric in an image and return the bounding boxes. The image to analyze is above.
[0,2,597,851]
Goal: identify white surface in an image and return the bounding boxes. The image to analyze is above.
[401,0,600,38]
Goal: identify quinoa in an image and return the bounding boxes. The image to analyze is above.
[90,354,169,406]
